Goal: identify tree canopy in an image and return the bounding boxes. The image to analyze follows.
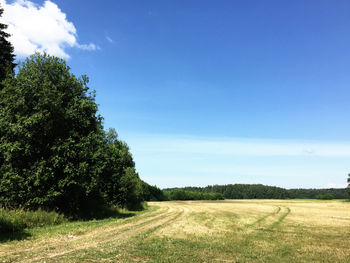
[0,54,105,215]
[0,5,16,86]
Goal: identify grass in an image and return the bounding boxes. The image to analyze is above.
[1,200,349,262]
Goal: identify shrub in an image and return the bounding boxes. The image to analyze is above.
[0,208,67,234]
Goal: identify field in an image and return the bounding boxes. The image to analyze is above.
[1,200,349,262]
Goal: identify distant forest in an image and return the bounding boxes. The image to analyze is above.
[164,184,348,200]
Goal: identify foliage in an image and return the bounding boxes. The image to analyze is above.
[141,182,167,201]
[164,184,348,200]
[164,189,224,201]
[100,128,139,209]
[100,128,164,209]
[287,188,347,199]
[0,5,16,87]
[165,184,289,199]
[0,54,105,217]
[315,193,334,200]
[0,207,67,234]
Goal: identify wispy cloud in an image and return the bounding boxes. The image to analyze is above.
[121,134,350,188]
[0,0,99,59]
[75,43,100,51]
[106,36,114,43]
[126,134,350,157]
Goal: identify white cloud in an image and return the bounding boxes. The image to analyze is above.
[0,0,98,59]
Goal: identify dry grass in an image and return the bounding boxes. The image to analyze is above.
[1,199,349,262]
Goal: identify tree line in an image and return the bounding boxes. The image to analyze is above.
[287,188,347,199]
[163,189,224,201]
[0,7,164,219]
[164,184,349,200]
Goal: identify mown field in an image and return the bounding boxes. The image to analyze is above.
[1,200,349,262]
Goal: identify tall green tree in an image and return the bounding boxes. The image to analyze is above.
[0,53,105,216]
[100,128,144,209]
[0,5,16,86]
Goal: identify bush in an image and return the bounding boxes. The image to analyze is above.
[0,208,67,234]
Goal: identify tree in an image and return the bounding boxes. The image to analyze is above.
[100,128,144,209]
[0,53,105,217]
[0,5,16,86]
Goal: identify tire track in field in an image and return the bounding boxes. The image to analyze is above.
[241,205,281,230]
[239,205,291,248]
[139,201,215,238]
[26,205,185,263]
[267,207,291,229]
[241,205,291,233]
[250,206,291,233]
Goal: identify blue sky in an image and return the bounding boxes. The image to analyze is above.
[2,0,350,188]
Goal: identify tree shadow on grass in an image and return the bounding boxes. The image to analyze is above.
[0,230,31,243]
[76,206,137,221]
[92,210,135,221]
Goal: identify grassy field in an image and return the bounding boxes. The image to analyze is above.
[0,199,349,262]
